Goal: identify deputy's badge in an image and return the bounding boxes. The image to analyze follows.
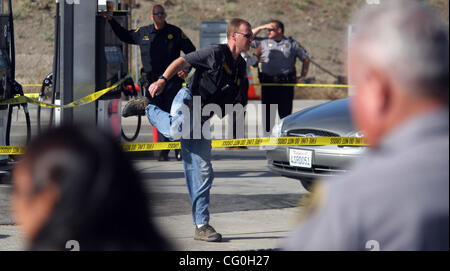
[143,36,150,41]
[168,34,174,40]
[223,63,232,75]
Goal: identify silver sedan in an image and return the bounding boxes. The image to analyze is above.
[266,98,366,190]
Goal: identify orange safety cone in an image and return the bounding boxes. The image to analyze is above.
[153,126,159,143]
[247,70,260,100]
[109,99,121,138]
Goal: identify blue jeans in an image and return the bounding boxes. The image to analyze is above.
[146,87,214,226]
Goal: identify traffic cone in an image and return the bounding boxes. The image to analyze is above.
[108,99,121,138]
[153,126,159,143]
[247,70,260,100]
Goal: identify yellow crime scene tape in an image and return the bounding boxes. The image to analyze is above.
[22,82,353,92]
[2,75,131,108]
[122,137,367,152]
[1,81,358,155]
[22,84,42,87]
[23,93,40,99]
[254,83,353,88]
[16,81,352,105]
[1,137,367,155]
[0,146,26,155]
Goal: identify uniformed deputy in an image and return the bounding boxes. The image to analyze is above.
[252,20,310,134]
[103,4,195,161]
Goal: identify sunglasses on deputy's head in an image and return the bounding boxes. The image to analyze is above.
[153,11,166,15]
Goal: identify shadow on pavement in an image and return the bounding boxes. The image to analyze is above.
[128,149,268,161]
[221,236,282,243]
[141,170,278,180]
[150,193,304,217]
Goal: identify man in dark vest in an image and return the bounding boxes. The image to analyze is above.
[124,18,252,242]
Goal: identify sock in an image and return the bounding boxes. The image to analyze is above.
[197,224,205,228]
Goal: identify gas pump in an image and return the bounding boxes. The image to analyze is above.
[37,0,140,140]
[95,8,140,140]
[96,10,129,138]
[0,0,31,165]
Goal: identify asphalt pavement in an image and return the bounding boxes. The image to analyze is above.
[0,99,328,251]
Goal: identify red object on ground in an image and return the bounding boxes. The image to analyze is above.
[108,99,121,138]
[247,76,260,100]
[125,83,141,93]
[153,126,159,142]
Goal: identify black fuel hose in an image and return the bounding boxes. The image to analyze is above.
[37,73,53,134]
[5,104,31,146]
[121,79,141,142]
[6,82,31,146]
[121,114,141,142]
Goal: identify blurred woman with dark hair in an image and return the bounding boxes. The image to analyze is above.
[11,125,169,251]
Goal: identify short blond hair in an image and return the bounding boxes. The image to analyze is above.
[227,18,251,39]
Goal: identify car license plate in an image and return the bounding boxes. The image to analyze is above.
[289,149,313,168]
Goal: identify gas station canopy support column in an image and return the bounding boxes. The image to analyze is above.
[59,0,97,126]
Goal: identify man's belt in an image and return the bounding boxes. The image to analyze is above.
[258,72,296,83]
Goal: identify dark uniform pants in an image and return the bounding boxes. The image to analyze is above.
[260,74,295,134]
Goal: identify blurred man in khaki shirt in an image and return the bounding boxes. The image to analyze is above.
[282,0,449,251]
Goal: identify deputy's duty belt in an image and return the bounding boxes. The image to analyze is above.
[258,73,296,83]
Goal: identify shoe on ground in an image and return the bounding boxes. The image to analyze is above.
[175,149,182,161]
[158,152,169,162]
[194,224,222,242]
[122,97,149,117]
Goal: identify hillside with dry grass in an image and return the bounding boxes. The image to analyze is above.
[10,0,449,99]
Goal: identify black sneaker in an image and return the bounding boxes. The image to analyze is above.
[194,224,222,242]
[158,151,170,162]
[122,97,149,117]
[175,149,182,161]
